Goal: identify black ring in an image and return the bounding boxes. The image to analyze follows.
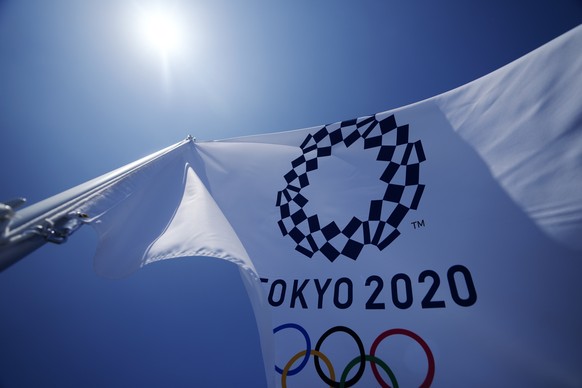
[314,326,366,387]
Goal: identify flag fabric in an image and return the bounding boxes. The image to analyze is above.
[75,26,581,387]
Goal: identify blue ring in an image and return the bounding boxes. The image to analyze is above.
[273,323,311,376]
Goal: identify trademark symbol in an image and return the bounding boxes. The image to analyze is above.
[411,220,426,229]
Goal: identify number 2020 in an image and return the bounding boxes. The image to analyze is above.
[364,265,477,310]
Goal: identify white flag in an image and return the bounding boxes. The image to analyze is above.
[74,25,582,387]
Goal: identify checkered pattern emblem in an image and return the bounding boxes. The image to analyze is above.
[276,113,426,261]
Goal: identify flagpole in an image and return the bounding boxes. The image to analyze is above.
[0,137,193,272]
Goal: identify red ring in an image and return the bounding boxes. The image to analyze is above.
[369,328,435,388]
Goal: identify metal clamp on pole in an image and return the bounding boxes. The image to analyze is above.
[36,211,90,244]
[0,207,90,272]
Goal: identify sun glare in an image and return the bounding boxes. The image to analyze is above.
[131,3,198,93]
[136,6,185,56]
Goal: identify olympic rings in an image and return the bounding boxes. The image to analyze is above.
[274,324,434,387]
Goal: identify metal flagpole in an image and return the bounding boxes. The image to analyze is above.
[0,136,194,272]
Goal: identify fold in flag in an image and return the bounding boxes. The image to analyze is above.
[72,26,582,387]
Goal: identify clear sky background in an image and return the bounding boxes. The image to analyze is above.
[0,1,580,387]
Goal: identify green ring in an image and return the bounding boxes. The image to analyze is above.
[339,355,399,388]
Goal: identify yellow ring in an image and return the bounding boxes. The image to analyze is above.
[282,349,335,388]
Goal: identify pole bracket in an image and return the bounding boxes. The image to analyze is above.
[33,212,90,244]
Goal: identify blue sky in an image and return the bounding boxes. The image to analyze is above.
[0,1,580,387]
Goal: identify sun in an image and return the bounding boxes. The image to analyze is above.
[136,5,185,56]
